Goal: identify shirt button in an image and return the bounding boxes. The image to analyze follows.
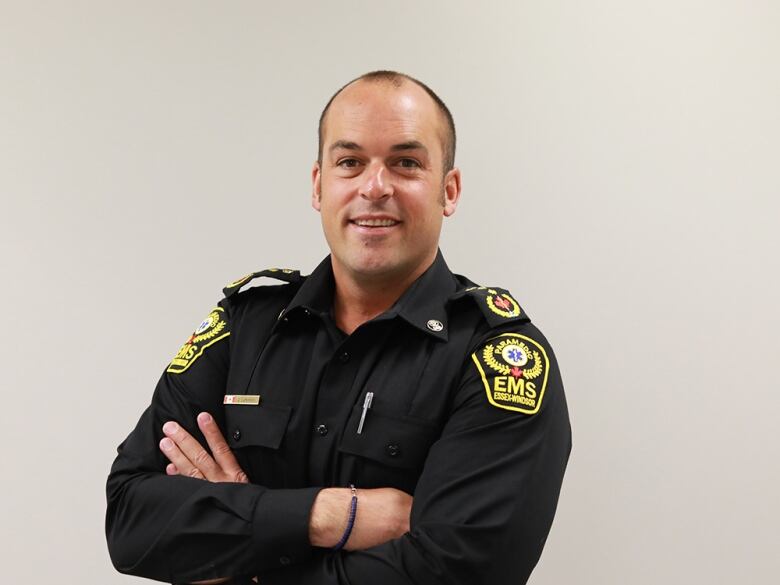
[232,428,241,441]
[279,555,291,566]
[386,443,400,457]
[338,351,350,364]
[316,424,328,436]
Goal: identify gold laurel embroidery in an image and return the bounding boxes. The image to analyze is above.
[486,293,520,318]
[482,344,511,375]
[192,312,227,344]
[491,340,543,379]
[523,350,543,380]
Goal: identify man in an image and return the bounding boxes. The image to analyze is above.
[106,71,571,585]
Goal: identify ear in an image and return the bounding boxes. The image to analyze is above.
[442,167,462,217]
[311,161,322,211]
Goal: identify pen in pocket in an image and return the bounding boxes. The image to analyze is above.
[357,391,374,434]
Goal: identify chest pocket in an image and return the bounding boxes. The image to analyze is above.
[338,405,439,494]
[224,403,292,487]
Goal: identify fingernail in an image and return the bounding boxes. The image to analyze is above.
[163,422,179,434]
[198,412,212,424]
[160,438,173,451]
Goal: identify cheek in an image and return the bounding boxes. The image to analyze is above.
[319,202,337,227]
[417,207,446,243]
[405,192,445,225]
[319,180,353,209]
[318,196,347,233]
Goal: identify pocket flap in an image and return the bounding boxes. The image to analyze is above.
[339,406,438,470]
[224,403,292,450]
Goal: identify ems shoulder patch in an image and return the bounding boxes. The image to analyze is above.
[457,286,527,327]
[167,307,230,374]
[471,332,549,414]
[223,268,301,298]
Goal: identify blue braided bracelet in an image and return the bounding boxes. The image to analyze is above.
[332,485,358,551]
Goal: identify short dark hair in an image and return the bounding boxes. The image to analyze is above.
[317,70,456,172]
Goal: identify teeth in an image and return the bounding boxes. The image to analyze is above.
[353,219,398,227]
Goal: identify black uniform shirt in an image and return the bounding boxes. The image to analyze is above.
[106,251,572,585]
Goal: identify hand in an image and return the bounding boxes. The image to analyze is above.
[159,412,249,483]
[160,416,258,584]
[309,487,413,551]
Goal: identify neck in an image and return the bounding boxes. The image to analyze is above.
[331,254,436,335]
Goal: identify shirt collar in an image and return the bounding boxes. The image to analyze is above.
[390,250,455,341]
[282,255,335,318]
[282,250,456,341]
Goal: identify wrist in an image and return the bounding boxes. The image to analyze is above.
[308,488,351,547]
[332,485,357,551]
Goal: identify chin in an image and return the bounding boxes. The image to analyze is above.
[346,251,404,279]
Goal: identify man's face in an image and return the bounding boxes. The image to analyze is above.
[312,80,461,284]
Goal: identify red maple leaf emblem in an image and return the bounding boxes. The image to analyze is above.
[510,367,523,378]
[494,295,511,310]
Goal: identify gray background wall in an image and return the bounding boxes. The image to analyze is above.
[1,1,778,583]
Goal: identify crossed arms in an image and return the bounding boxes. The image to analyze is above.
[106,316,570,585]
[161,412,412,549]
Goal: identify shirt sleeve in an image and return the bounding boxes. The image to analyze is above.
[259,322,572,585]
[105,301,321,584]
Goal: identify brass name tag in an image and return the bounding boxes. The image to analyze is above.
[223,394,261,405]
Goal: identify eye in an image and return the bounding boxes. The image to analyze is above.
[337,158,361,168]
[397,158,421,168]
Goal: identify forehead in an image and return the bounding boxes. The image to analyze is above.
[323,81,444,153]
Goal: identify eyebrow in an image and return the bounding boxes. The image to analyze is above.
[328,140,429,154]
[329,140,362,152]
[391,140,428,154]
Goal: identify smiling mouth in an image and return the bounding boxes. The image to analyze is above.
[350,218,401,228]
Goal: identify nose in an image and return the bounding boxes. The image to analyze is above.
[359,163,394,201]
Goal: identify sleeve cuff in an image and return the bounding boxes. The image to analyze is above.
[251,487,323,570]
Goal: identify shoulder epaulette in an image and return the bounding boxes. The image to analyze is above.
[450,285,530,327]
[223,268,302,298]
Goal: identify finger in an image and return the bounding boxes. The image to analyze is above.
[163,421,221,479]
[197,412,248,483]
[159,436,204,480]
[166,463,178,476]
